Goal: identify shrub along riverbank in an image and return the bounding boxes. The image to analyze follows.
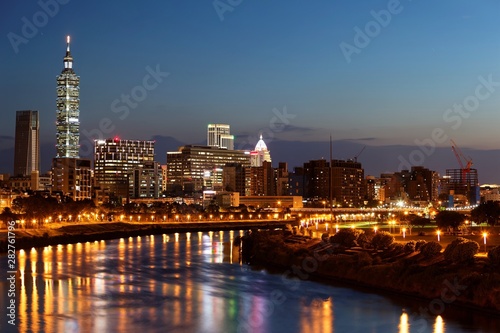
[243,228,500,314]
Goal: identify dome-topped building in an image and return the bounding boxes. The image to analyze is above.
[251,134,272,167]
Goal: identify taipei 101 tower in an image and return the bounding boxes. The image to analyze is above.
[51,36,91,201]
[56,35,80,158]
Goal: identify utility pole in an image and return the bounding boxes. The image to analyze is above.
[329,135,333,224]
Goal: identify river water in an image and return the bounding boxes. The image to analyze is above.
[0,230,498,333]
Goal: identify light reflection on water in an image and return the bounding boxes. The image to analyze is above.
[0,230,498,333]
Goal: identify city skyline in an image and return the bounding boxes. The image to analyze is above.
[1,1,500,182]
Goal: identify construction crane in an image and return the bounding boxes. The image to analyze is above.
[450,139,473,183]
[353,146,366,163]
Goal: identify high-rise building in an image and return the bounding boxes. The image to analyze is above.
[56,36,80,158]
[14,110,39,177]
[298,159,365,206]
[248,161,275,196]
[222,163,248,196]
[443,168,479,205]
[52,36,91,201]
[207,124,234,150]
[94,138,155,200]
[129,161,162,198]
[167,145,250,193]
[51,158,92,201]
[250,135,272,167]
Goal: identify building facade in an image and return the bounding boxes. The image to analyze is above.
[207,124,234,150]
[248,161,275,196]
[129,161,162,198]
[94,138,155,200]
[51,158,92,201]
[14,110,39,177]
[56,36,80,158]
[297,159,365,207]
[167,145,250,193]
[222,163,248,196]
[443,168,479,205]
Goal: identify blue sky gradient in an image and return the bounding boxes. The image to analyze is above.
[1,0,499,180]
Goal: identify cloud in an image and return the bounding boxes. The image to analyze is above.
[346,137,377,142]
[282,125,316,133]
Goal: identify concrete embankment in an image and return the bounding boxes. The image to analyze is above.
[0,220,296,253]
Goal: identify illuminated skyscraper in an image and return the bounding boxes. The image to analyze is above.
[14,110,39,177]
[52,36,90,201]
[56,36,80,158]
[207,124,234,150]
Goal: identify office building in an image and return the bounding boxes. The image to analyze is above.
[207,124,234,150]
[94,138,155,200]
[444,168,479,205]
[129,161,162,198]
[222,163,248,196]
[14,110,39,177]
[167,145,250,193]
[298,159,365,207]
[51,158,92,200]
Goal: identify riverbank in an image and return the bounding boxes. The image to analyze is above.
[243,230,500,315]
[0,220,295,253]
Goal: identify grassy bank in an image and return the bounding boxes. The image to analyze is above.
[244,230,500,315]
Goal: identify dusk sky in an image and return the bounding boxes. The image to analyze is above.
[1,0,500,181]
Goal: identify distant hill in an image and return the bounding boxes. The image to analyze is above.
[1,136,498,183]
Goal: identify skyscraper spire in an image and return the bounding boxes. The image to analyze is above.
[63,35,73,70]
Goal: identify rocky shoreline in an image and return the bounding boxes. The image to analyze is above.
[0,220,293,253]
[242,229,500,316]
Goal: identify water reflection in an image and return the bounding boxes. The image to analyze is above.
[399,312,409,333]
[0,230,497,333]
[435,315,445,333]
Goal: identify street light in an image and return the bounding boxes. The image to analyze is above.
[437,230,441,242]
[483,232,488,252]
[402,228,406,239]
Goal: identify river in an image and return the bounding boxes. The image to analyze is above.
[0,230,497,333]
